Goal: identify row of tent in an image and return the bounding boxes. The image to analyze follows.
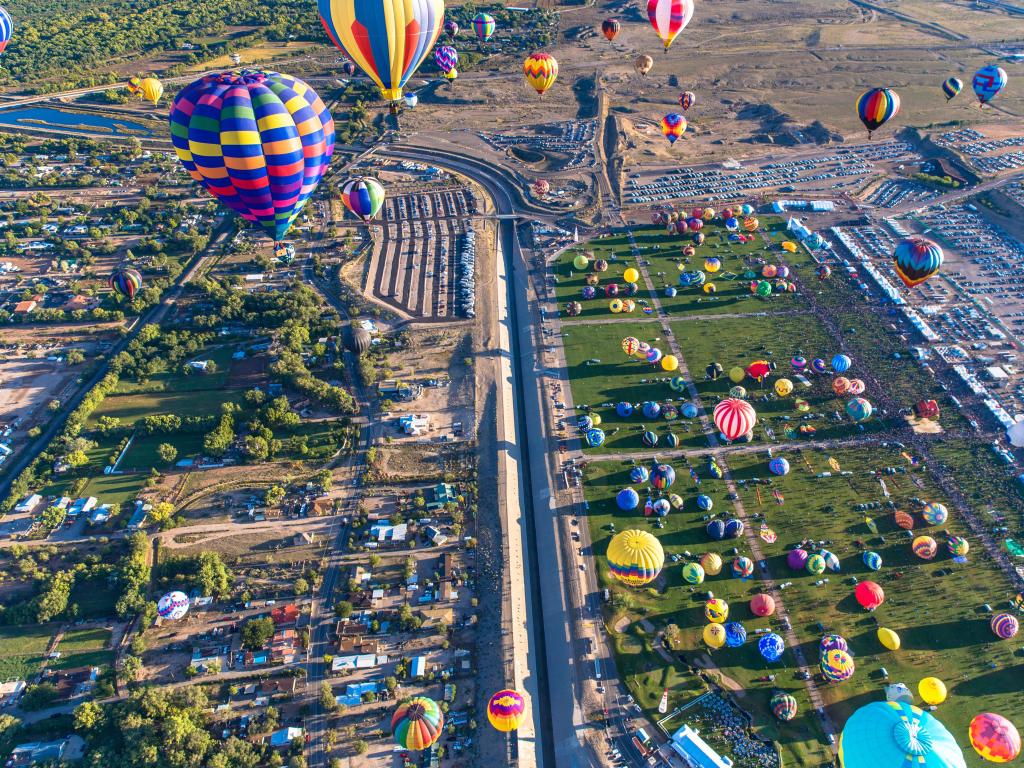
[457,229,477,318]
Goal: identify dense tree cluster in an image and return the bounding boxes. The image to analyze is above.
[159,552,233,599]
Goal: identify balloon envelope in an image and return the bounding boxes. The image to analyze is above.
[607,530,665,586]
[969,713,1021,763]
[839,702,966,768]
[487,689,526,732]
[918,677,947,706]
[157,591,189,620]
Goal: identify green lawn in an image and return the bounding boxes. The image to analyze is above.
[112,344,240,395]
[89,389,243,427]
[0,625,53,682]
[561,320,710,454]
[51,627,113,671]
[123,433,206,472]
[584,443,1023,768]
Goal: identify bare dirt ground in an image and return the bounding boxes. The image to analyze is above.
[0,357,77,428]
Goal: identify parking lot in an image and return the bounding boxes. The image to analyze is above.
[480,120,596,170]
[370,189,477,321]
[937,128,1024,173]
[865,179,940,209]
[624,141,915,204]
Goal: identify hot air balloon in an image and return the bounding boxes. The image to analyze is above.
[877,627,901,651]
[831,354,851,373]
[126,75,142,95]
[863,551,882,571]
[585,428,605,447]
[679,91,696,111]
[846,397,873,422]
[647,0,694,50]
[682,562,705,584]
[947,536,969,560]
[524,53,558,95]
[743,217,759,232]
[565,301,582,316]
[602,18,620,41]
[170,71,334,243]
[942,77,963,101]
[444,20,458,38]
[392,697,444,750]
[696,494,713,511]
[912,536,938,561]
[922,502,948,525]
[713,398,756,441]
[703,622,726,649]
[706,362,723,381]
[404,92,418,108]
[893,236,943,288]
[342,177,386,221]
[434,45,458,73]
[973,65,1008,106]
[487,690,526,732]
[991,612,1019,640]
[157,590,190,620]
[705,598,729,623]
[133,77,164,106]
[341,60,356,77]
[817,264,831,280]
[750,594,776,617]
[607,529,665,586]
[969,713,1021,763]
[473,12,496,41]
[442,67,457,82]
[855,580,884,610]
[774,378,793,397]
[821,649,855,681]
[856,87,901,138]
[832,377,851,396]
[821,634,848,655]
[759,633,785,662]
[771,692,798,721]
[651,464,676,490]
[919,677,947,706]
[616,488,640,511]
[634,54,654,76]
[724,519,744,539]
[0,6,12,54]
[109,267,143,299]
[622,336,641,355]
[732,556,754,579]
[848,378,865,395]
[768,457,790,476]
[629,465,648,483]
[661,113,687,144]
[787,548,809,570]
[724,621,747,647]
[318,0,444,103]
[806,553,826,575]
[839,702,966,768]
[701,552,722,575]
[810,358,827,374]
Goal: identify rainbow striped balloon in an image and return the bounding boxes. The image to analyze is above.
[392,697,444,750]
[473,12,495,41]
[0,6,13,54]
[893,236,943,288]
[109,268,143,299]
[319,0,444,102]
[169,71,334,243]
[856,87,900,137]
[942,77,963,101]
[342,177,386,221]
[820,648,855,681]
[647,0,694,50]
[487,689,526,732]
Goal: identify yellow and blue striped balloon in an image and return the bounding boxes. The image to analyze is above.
[942,77,963,101]
[319,0,445,102]
[169,70,334,243]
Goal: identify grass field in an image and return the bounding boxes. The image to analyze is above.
[112,345,240,396]
[52,627,113,671]
[0,625,53,682]
[584,441,1023,768]
[123,433,205,471]
[561,320,710,454]
[89,389,244,427]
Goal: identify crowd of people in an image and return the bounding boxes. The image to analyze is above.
[690,693,780,768]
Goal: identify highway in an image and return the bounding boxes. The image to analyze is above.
[387,142,601,767]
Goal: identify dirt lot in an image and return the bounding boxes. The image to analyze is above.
[0,356,78,431]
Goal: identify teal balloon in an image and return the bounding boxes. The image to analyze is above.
[839,702,965,768]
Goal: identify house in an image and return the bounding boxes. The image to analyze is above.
[311,498,334,516]
[127,500,151,531]
[410,656,427,678]
[440,553,458,601]
[186,360,212,373]
[7,739,68,767]
[335,681,383,708]
[668,724,734,768]
[398,414,430,435]
[377,379,422,402]
[41,666,98,699]
[331,654,388,672]
[259,678,298,698]
[268,727,303,749]
[271,604,299,626]
[86,505,111,526]
[12,300,37,315]
[423,526,448,547]
[417,606,454,627]
[62,295,100,312]
[0,680,25,707]
[369,522,408,543]
[337,637,378,655]
[191,646,224,667]
[270,629,300,664]
[426,483,457,511]
[67,497,97,519]
[13,495,42,514]
[335,619,367,639]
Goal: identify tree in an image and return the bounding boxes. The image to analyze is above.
[148,501,175,527]
[334,601,353,619]
[73,700,104,732]
[353,740,368,756]
[157,443,178,465]
[293,577,309,596]
[241,617,275,650]
[318,680,338,712]
[265,485,286,506]
[122,654,142,681]
[314,469,333,491]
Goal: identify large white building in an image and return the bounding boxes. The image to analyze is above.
[668,724,734,768]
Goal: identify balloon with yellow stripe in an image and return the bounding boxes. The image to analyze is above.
[169,70,334,243]
[524,52,558,95]
[318,0,445,103]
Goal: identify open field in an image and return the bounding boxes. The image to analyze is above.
[52,627,113,671]
[0,625,53,682]
[89,390,243,427]
[584,441,1021,767]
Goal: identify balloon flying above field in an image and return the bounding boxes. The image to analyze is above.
[601,18,620,41]
[634,54,654,76]
[0,6,11,54]
[661,113,687,144]
[392,697,444,750]
[487,689,526,732]
[434,45,458,74]
[973,65,1008,106]
[318,0,444,103]
[856,87,900,138]
[942,77,963,101]
[679,91,696,111]
[342,177,386,221]
[444,20,458,38]
[894,236,943,288]
[473,13,496,41]
[109,267,143,299]
[524,53,558,95]
[647,0,694,50]
[169,71,334,243]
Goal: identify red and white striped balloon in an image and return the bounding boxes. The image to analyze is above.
[713,398,757,441]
